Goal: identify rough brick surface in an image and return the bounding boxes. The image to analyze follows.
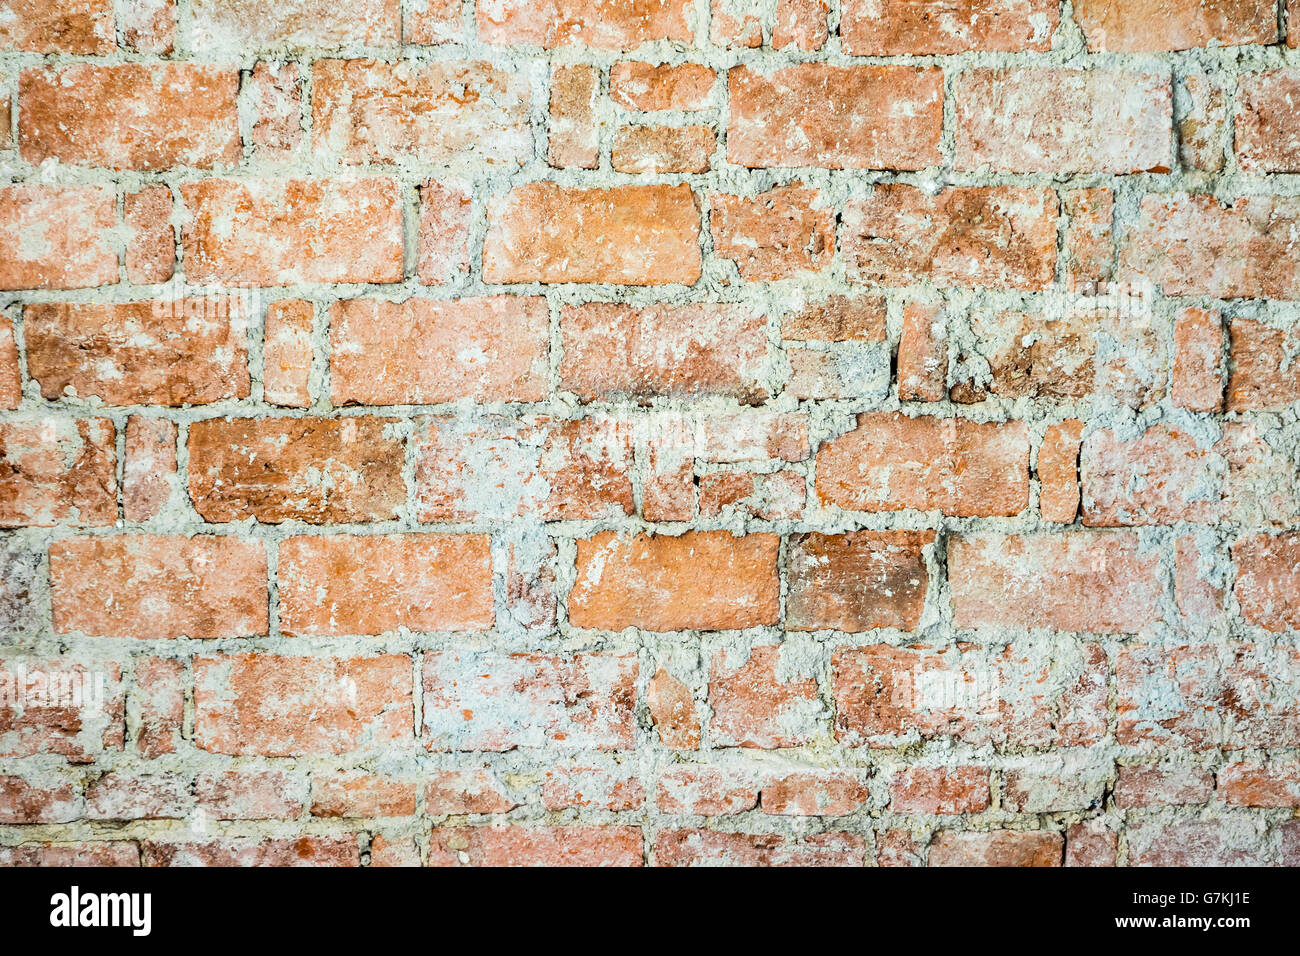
[2,0,1297,869]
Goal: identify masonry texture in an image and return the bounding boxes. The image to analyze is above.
[0,0,1299,869]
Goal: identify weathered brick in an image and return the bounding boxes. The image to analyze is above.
[124,185,175,283]
[331,297,548,405]
[709,645,824,749]
[430,826,643,866]
[655,766,759,815]
[51,535,267,639]
[1062,188,1114,287]
[1179,73,1231,172]
[85,772,191,820]
[760,771,869,816]
[843,186,1058,290]
[263,299,313,408]
[1126,821,1268,867]
[898,298,948,402]
[561,302,767,402]
[841,0,1058,54]
[711,183,833,280]
[549,65,599,170]
[570,531,780,632]
[930,830,1061,867]
[655,829,864,867]
[180,177,403,285]
[1173,307,1224,411]
[1039,420,1083,523]
[0,775,79,823]
[187,416,405,524]
[25,300,250,406]
[198,768,307,820]
[247,62,301,158]
[1002,764,1108,812]
[134,657,183,759]
[190,0,398,49]
[0,842,138,867]
[0,0,114,53]
[1073,0,1277,51]
[648,668,700,749]
[20,64,239,170]
[0,545,41,638]
[543,765,644,811]
[1235,70,1300,173]
[423,650,637,751]
[612,124,714,174]
[144,836,359,867]
[816,413,1030,517]
[123,416,178,522]
[0,316,19,409]
[1217,760,1300,808]
[425,769,519,815]
[1228,318,1300,411]
[0,658,125,761]
[483,183,700,285]
[784,295,886,342]
[405,0,460,43]
[195,654,413,756]
[698,470,804,520]
[0,185,118,290]
[0,418,116,528]
[890,766,990,815]
[1114,763,1214,808]
[278,534,493,636]
[1233,533,1300,632]
[610,62,714,111]
[122,0,176,52]
[417,180,472,285]
[787,530,932,633]
[727,64,942,169]
[310,772,415,818]
[1081,424,1221,526]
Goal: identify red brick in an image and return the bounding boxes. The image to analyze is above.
[698,470,804,520]
[561,302,767,403]
[833,641,1109,748]
[198,768,306,819]
[0,316,18,409]
[417,180,472,284]
[0,658,124,761]
[1228,317,1300,411]
[124,185,175,283]
[711,183,833,280]
[875,829,924,867]
[0,775,79,823]
[425,769,519,815]
[369,835,418,866]
[423,650,637,752]
[841,0,1058,54]
[483,183,700,285]
[247,62,301,158]
[1172,307,1224,411]
[0,418,116,528]
[1062,188,1114,287]
[180,177,403,285]
[1074,0,1277,51]
[477,0,691,49]
[1114,764,1214,808]
[543,765,644,811]
[696,411,808,463]
[187,416,404,524]
[279,534,493,636]
[890,766,990,815]
[1234,533,1300,632]
[708,645,823,749]
[843,185,1058,290]
[929,830,1061,867]
[1117,643,1300,749]
[416,415,633,522]
[648,668,699,749]
[1217,760,1300,808]
[655,829,864,867]
[195,653,413,756]
[816,413,1030,517]
[784,295,886,342]
[1126,821,1268,867]
[501,532,557,633]
[1066,822,1116,867]
[122,0,176,52]
[263,299,313,408]
[0,0,114,53]
[655,767,759,815]
[134,657,183,759]
[610,62,714,111]
[1039,420,1083,523]
[727,64,942,169]
[144,836,359,867]
[430,826,643,866]
[549,65,599,169]
[955,68,1172,174]
[1120,193,1300,300]
[85,772,190,820]
[310,772,416,818]
[20,64,239,170]
[123,416,178,522]
[710,0,762,46]
[0,184,117,290]
[898,298,948,402]
[52,535,267,639]
[1179,73,1231,172]
[25,300,251,406]
[760,771,869,816]
[773,0,829,48]
[787,530,932,633]
[1175,534,1225,624]
[405,0,460,43]
[1081,424,1221,526]
[331,296,548,406]
[1235,70,1300,173]
[612,124,714,174]
[190,0,399,49]
[950,532,1160,633]
[570,531,780,632]
[0,842,138,866]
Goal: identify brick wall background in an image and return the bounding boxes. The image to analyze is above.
[1,0,1299,867]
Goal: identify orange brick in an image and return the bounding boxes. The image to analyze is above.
[122,0,177,52]
[783,295,886,342]
[123,416,178,522]
[570,531,780,632]
[610,62,714,111]
[898,298,948,402]
[655,766,759,815]
[417,179,472,284]
[477,0,691,49]
[1217,760,1300,808]
[787,530,932,632]
[25,300,251,406]
[1172,307,1224,411]
[0,418,116,528]
[0,316,16,409]
[0,658,124,760]
[190,0,399,49]
[930,830,1061,867]
[759,771,869,816]
[431,826,643,866]
[841,0,1058,54]
[51,535,268,639]
[405,0,460,43]
[195,653,413,756]
[85,772,190,820]
[134,657,184,759]
[611,125,714,174]
[263,299,313,408]
[247,62,301,158]
[655,829,864,867]
[709,645,823,749]
[648,669,700,749]
[1081,424,1221,526]
[124,185,175,283]
[310,772,416,818]
[483,183,700,285]
[0,0,114,53]
[331,296,548,406]
[0,185,117,290]
[20,64,239,170]
[1062,187,1114,287]
[1074,0,1276,51]
[180,177,403,285]
[543,765,644,811]
[549,65,599,169]
[711,183,833,280]
[1236,70,1300,173]
[1179,73,1231,172]
[144,836,359,867]
[890,766,990,815]
[1228,318,1300,411]
[727,64,942,169]
[1038,420,1083,523]
[278,534,493,636]
[816,413,1030,517]
[187,417,404,524]
[425,769,519,815]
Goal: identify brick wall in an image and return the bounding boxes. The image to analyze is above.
[1,0,1299,867]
